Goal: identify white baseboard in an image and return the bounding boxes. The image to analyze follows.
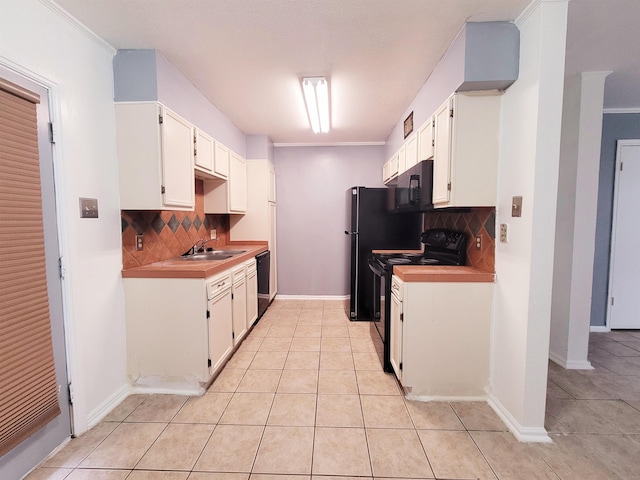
[487,394,552,443]
[129,375,206,397]
[274,294,349,301]
[405,394,488,402]
[590,325,610,333]
[129,385,203,396]
[87,383,130,428]
[548,351,594,370]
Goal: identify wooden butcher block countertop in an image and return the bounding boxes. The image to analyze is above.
[393,265,495,283]
[122,242,268,279]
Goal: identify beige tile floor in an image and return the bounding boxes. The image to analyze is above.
[26,300,640,480]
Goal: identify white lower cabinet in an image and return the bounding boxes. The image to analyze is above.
[246,259,258,327]
[391,275,494,398]
[231,263,248,345]
[390,283,403,380]
[207,272,233,375]
[123,266,246,394]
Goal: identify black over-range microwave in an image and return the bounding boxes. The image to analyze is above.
[389,159,434,212]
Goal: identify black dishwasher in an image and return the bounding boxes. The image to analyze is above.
[256,250,270,320]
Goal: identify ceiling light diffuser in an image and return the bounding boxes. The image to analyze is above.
[302,77,330,133]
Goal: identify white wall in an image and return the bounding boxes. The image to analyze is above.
[0,0,128,438]
[550,72,608,368]
[274,145,385,296]
[489,0,568,441]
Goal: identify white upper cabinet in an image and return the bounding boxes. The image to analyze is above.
[383,153,399,185]
[433,93,501,208]
[433,99,452,205]
[203,147,247,214]
[229,151,247,212]
[194,128,215,175]
[397,144,406,177]
[417,116,435,161]
[214,141,230,179]
[404,133,418,171]
[116,102,195,211]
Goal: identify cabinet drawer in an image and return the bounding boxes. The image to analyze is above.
[207,273,231,300]
[232,263,246,282]
[245,258,257,274]
[391,275,403,299]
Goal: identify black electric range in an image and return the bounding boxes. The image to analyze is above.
[368,229,467,372]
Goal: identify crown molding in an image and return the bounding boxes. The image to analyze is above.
[273,141,385,148]
[40,0,116,55]
[603,107,640,114]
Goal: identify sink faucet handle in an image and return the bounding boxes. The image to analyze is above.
[195,238,209,253]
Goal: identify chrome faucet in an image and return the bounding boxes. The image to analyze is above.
[194,238,208,253]
[183,238,209,256]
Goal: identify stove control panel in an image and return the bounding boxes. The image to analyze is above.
[421,229,466,252]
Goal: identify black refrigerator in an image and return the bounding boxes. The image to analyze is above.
[345,187,421,320]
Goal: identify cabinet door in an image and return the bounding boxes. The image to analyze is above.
[390,292,403,382]
[162,108,195,208]
[232,276,248,345]
[397,145,406,176]
[229,152,247,213]
[195,129,214,173]
[246,270,258,327]
[433,98,452,205]
[208,287,233,374]
[214,141,229,179]
[418,117,434,161]
[405,134,418,170]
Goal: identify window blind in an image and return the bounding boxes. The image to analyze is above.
[0,77,61,456]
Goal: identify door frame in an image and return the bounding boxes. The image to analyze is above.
[0,60,74,454]
[606,139,640,329]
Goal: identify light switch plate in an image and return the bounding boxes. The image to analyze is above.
[512,196,522,217]
[79,197,98,218]
[210,229,217,240]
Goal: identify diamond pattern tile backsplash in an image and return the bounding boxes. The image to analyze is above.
[424,207,495,272]
[121,179,229,269]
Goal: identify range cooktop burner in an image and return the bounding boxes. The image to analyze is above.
[419,258,440,265]
[387,258,412,265]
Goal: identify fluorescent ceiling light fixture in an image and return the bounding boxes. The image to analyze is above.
[302,77,330,133]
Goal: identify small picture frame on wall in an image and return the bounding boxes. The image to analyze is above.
[404,111,414,139]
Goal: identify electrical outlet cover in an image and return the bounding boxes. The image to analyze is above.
[500,224,508,243]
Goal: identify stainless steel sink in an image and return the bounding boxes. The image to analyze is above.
[178,249,246,261]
